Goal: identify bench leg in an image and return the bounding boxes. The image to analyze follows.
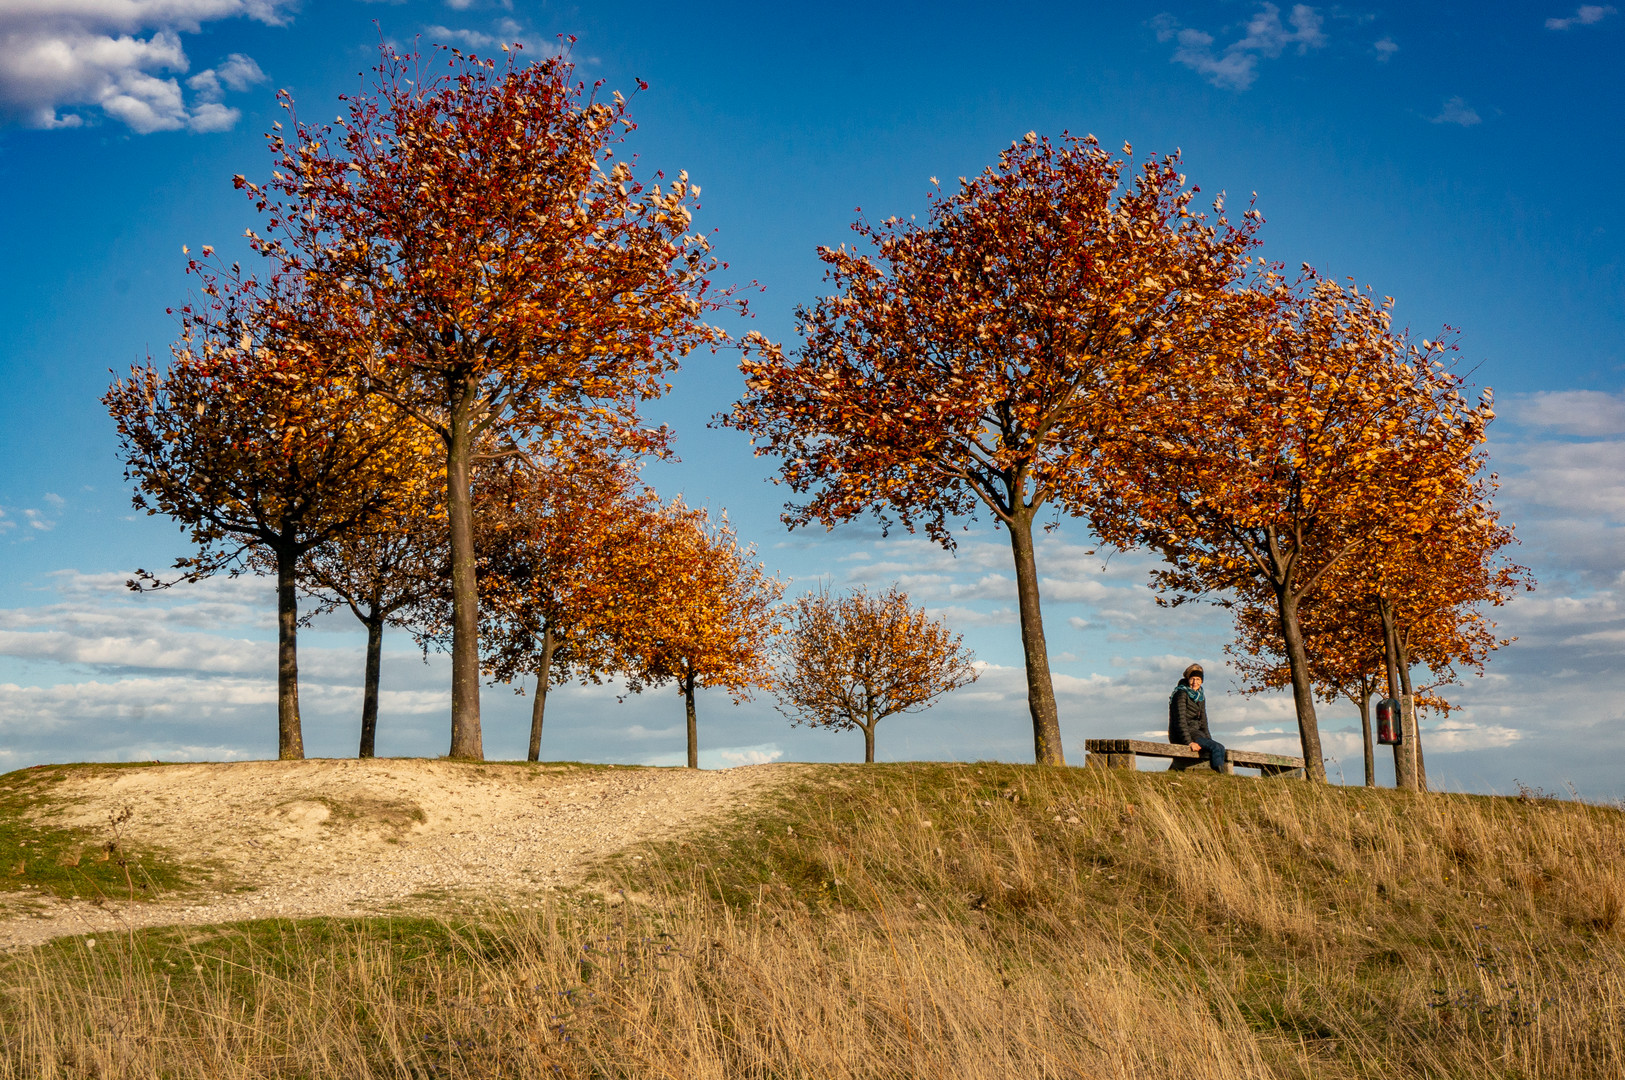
[1107,753,1137,770]
[1084,753,1106,770]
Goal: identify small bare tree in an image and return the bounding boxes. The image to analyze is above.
[778,586,978,763]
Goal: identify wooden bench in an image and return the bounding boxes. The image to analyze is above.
[1084,739,1306,779]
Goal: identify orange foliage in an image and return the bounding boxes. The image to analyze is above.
[472,449,651,762]
[778,586,978,763]
[298,437,445,759]
[604,502,784,769]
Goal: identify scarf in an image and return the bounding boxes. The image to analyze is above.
[1177,683,1205,704]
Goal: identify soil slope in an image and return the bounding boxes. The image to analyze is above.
[0,758,786,950]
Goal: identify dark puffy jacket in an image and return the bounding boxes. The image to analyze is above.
[1168,684,1211,744]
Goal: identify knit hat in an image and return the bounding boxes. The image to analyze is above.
[1183,663,1204,681]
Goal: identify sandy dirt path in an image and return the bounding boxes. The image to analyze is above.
[0,759,792,951]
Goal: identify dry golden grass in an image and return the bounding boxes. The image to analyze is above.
[4,762,1624,1079]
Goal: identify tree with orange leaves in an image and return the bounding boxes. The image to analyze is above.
[472,448,650,762]
[725,133,1258,765]
[1230,499,1525,790]
[777,585,978,763]
[1091,272,1495,782]
[607,502,784,769]
[105,260,408,760]
[1368,491,1528,789]
[238,42,738,760]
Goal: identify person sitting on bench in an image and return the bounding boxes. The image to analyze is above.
[1169,664,1226,774]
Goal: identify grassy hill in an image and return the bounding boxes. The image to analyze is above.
[3,762,1623,1078]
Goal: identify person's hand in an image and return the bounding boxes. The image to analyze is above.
[1189,742,1201,752]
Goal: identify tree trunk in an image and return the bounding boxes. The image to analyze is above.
[1356,682,1375,788]
[1379,599,1417,791]
[445,386,483,760]
[359,608,383,759]
[1413,715,1428,789]
[527,627,557,764]
[862,721,876,764]
[275,545,304,761]
[1401,694,1423,791]
[1006,512,1064,766]
[1397,653,1428,792]
[1274,586,1326,782]
[684,668,698,769]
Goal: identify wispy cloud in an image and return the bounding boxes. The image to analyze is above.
[640,742,785,768]
[422,17,523,51]
[1151,3,1327,91]
[1431,96,1482,126]
[0,0,287,132]
[1374,37,1398,61]
[1507,390,1625,437]
[1546,5,1617,29]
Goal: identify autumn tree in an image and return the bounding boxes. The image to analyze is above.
[609,501,784,768]
[473,446,649,762]
[298,453,445,759]
[777,585,978,762]
[1091,272,1494,782]
[239,42,736,760]
[725,133,1258,765]
[1365,491,1528,789]
[105,259,407,759]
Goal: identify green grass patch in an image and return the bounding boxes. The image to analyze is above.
[0,764,201,902]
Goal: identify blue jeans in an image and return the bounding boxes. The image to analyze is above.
[1193,735,1227,773]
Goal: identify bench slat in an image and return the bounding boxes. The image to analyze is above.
[1084,738,1304,769]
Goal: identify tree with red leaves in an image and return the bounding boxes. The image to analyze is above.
[725,134,1257,764]
[106,261,408,760]
[238,41,737,759]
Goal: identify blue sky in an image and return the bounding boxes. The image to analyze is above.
[0,1,1620,795]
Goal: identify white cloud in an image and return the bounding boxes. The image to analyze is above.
[1374,37,1398,61]
[0,627,264,672]
[1425,719,1524,751]
[0,675,274,729]
[1508,390,1625,437]
[1546,5,1617,29]
[1499,439,1625,517]
[1152,3,1327,91]
[422,16,522,51]
[0,0,287,132]
[1431,96,1482,126]
[186,50,263,99]
[640,742,785,769]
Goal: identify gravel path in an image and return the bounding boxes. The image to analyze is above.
[0,758,791,951]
